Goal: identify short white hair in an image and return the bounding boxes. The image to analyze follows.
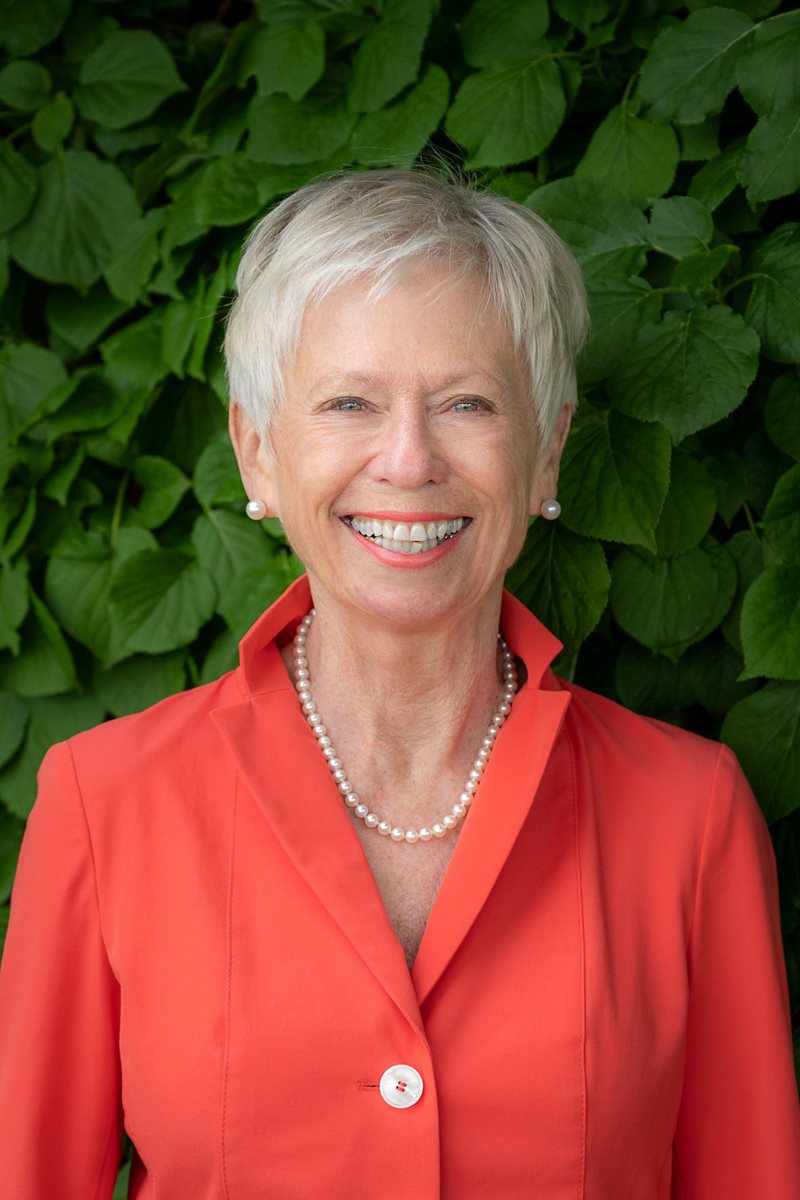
[224,167,589,446]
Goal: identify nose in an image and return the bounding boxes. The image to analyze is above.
[367,406,447,489]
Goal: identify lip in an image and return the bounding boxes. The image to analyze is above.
[342,510,467,521]
[342,516,470,569]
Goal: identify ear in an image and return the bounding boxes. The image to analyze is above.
[228,400,280,516]
[529,401,573,516]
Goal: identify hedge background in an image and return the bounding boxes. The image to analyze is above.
[1,1,799,1181]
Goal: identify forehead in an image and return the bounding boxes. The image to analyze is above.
[288,262,525,392]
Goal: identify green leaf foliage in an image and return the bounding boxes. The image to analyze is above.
[75,31,187,130]
[1,0,800,1098]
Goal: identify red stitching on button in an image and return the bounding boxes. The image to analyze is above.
[395,1080,408,1092]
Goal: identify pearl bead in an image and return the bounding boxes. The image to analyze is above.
[541,498,561,520]
[292,612,517,846]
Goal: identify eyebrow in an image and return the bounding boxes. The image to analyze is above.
[310,368,509,393]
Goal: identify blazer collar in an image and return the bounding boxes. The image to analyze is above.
[235,573,566,699]
[214,576,571,1034]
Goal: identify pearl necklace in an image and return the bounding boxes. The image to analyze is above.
[291,609,518,845]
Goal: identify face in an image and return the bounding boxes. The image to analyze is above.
[230,261,571,632]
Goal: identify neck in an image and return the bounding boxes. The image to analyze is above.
[284,585,514,826]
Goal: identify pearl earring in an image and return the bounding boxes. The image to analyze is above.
[540,499,561,520]
[245,499,267,520]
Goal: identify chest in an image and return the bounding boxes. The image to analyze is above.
[351,820,459,968]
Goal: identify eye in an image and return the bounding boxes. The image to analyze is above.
[451,397,488,413]
[326,396,366,412]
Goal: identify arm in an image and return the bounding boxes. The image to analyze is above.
[0,740,123,1199]
[671,743,800,1198]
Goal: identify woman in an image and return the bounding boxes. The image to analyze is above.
[0,169,798,1198]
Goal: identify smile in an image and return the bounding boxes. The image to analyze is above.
[343,515,469,555]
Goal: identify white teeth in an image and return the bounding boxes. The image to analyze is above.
[347,515,467,553]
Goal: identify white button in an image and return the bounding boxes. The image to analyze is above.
[379,1063,424,1109]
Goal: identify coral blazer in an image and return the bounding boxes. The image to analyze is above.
[1,574,798,1199]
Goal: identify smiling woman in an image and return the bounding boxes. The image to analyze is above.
[0,168,798,1200]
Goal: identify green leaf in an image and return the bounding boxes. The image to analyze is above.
[0,141,37,237]
[248,90,356,164]
[199,627,238,684]
[347,0,431,114]
[721,528,763,652]
[446,54,566,169]
[0,60,51,110]
[506,522,610,649]
[101,311,171,392]
[615,639,693,715]
[353,64,448,168]
[638,7,754,124]
[0,343,67,439]
[647,196,712,257]
[0,560,28,654]
[220,553,302,638]
[744,223,800,364]
[678,115,720,161]
[553,0,612,30]
[765,373,800,462]
[0,693,105,820]
[671,243,735,293]
[0,588,77,697]
[186,253,229,382]
[735,11,800,116]
[240,19,325,102]
[608,306,760,443]
[761,465,800,565]
[41,445,84,507]
[0,0,70,57]
[161,279,206,378]
[93,650,186,718]
[685,638,756,717]
[526,178,649,276]
[737,108,800,204]
[0,491,36,560]
[130,455,191,529]
[575,103,679,207]
[558,409,671,551]
[193,437,246,508]
[740,566,800,680]
[610,540,737,657]
[192,154,267,226]
[578,271,662,386]
[687,140,744,209]
[9,149,139,290]
[0,691,27,770]
[460,0,549,67]
[46,284,127,353]
[44,526,156,667]
[103,209,164,304]
[75,30,187,130]
[722,682,800,821]
[31,92,74,152]
[110,548,216,655]
[654,451,717,556]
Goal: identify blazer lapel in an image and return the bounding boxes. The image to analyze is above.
[211,681,426,1039]
[411,686,572,1004]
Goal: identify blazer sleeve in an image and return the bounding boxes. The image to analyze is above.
[671,743,800,1199]
[0,740,123,1199]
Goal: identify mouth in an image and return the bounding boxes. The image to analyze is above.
[342,515,471,555]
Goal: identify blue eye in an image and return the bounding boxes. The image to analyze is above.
[452,398,484,413]
[328,397,365,412]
